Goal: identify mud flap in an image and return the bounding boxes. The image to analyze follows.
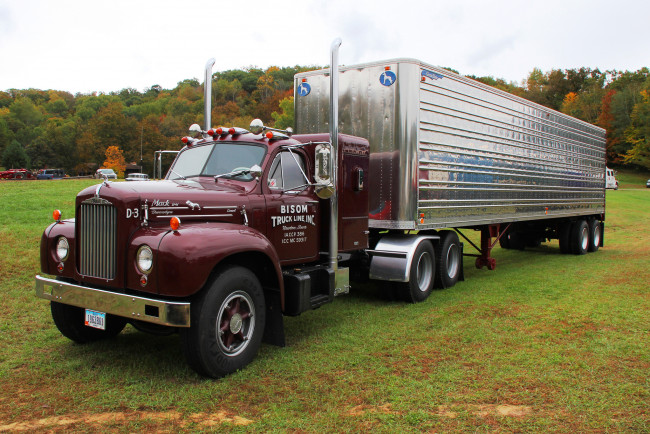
[262,288,285,347]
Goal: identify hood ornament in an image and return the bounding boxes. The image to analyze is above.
[95,174,112,198]
[186,200,201,211]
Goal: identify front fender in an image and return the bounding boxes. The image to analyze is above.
[155,223,283,299]
[40,219,76,277]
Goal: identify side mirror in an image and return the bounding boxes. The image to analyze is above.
[314,143,334,199]
[189,124,202,134]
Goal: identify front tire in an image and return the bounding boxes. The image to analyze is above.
[50,302,126,344]
[400,240,435,303]
[181,266,265,378]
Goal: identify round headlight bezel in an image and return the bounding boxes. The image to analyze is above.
[56,237,69,261]
[136,245,153,274]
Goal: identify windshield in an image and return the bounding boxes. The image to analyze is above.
[167,142,266,181]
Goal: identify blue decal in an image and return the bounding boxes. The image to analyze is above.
[379,70,397,87]
[298,82,311,96]
[422,69,444,81]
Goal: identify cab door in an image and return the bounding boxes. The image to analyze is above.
[264,150,320,264]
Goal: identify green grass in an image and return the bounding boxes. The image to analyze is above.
[0,177,648,432]
[614,167,650,189]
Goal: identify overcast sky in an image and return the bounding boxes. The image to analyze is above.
[1,0,648,94]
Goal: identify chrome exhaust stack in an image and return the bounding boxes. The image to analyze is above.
[329,38,341,273]
[204,58,216,131]
[328,38,349,296]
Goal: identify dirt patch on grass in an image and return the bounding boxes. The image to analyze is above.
[347,403,396,417]
[0,410,253,432]
[437,404,533,419]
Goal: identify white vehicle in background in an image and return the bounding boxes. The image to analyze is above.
[606,167,618,190]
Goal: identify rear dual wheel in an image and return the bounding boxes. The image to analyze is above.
[401,241,435,303]
[434,231,461,289]
[567,219,602,255]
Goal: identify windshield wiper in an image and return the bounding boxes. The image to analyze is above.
[214,169,250,180]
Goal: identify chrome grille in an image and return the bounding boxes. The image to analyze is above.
[79,198,117,279]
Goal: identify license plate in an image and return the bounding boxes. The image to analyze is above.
[85,309,106,330]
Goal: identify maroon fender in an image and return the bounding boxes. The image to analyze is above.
[154,222,284,301]
[40,220,76,278]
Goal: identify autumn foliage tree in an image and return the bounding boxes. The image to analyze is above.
[2,64,648,174]
[102,145,126,177]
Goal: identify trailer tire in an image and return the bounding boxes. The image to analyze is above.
[506,232,526,250]
[588,220,601,252]
[181,265,265,378]
[401,240,435,303]
[434,231,461,289]
[50,301,126,344]
[570,219,589,255]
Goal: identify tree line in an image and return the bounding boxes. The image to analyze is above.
[1,64,649,174]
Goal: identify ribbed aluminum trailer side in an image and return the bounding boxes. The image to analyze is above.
[295,59,606,231]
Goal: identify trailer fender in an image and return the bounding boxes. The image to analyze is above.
[367,234,440,282]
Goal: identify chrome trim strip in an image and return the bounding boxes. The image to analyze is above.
[151,214,233,219]
[35,275,190,327]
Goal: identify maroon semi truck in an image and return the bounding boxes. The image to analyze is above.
[36,40,606,377]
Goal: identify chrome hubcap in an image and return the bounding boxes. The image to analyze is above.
[217,291,255,356]
[416,251,433,292]
[446,244,460,278]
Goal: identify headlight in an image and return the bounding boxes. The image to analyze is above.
[136,245,153,274]
[56,237,69,261]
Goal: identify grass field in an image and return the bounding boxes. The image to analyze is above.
[0,177,648,432]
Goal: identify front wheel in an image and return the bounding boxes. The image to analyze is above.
[51,302,126,343]
[181,266,265,378]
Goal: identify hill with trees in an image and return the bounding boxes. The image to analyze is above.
[1,64,648,174]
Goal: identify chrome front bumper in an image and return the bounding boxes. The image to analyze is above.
[35,275,190,327]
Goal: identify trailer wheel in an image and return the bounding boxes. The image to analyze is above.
[50,302,126,344]
[401,240,435,303]
[181,266,265,378]
[570,219,589,255]
[588,220,601,252]
[558,221,572,254]
[434,231,461,289]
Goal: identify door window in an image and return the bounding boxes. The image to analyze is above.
[268,152,308,191]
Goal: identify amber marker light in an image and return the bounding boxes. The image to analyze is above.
[53,209,62,221]
[170,216,181,231]
[265,131,274,139]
